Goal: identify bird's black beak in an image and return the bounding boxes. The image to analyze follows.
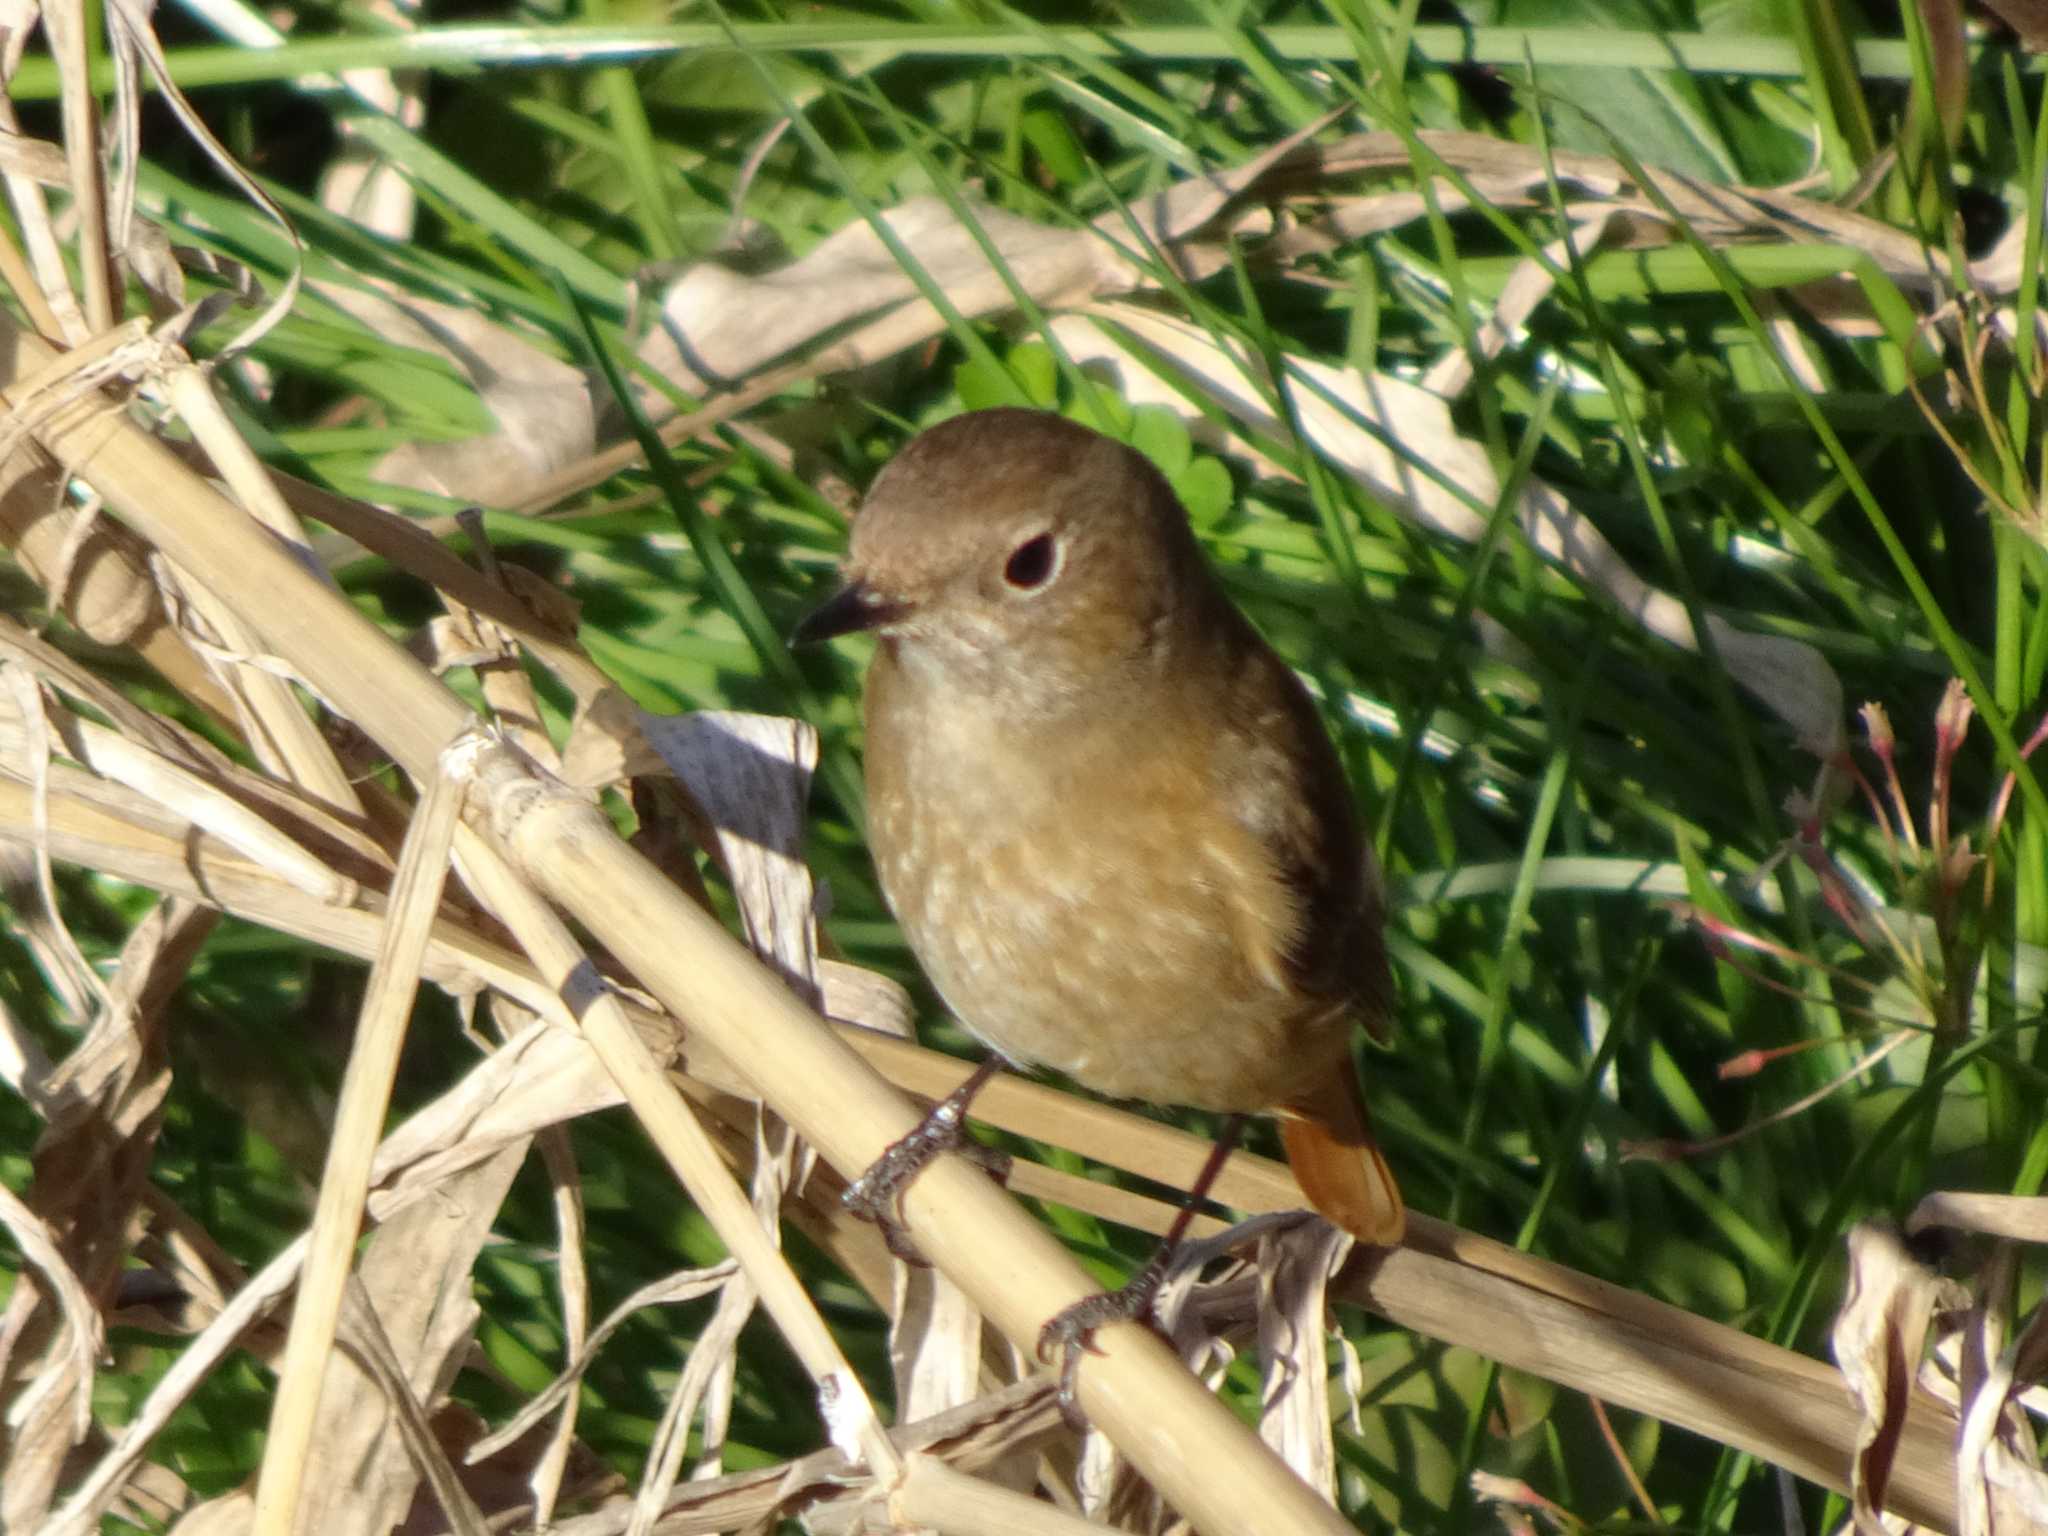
[792,579,905,645]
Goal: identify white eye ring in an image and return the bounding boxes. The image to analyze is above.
[1003,531,1061,591]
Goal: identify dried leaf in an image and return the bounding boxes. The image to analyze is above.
[167,1491,253,1536]
[0,124,67,184]
[295,1144,526,1536]
[1977,0,2048,46]
[315,283,598,505]
[1255,1220,1351,1501]
[821,959,916,1039]
[890,1266,986,1452]
[0,695,359,902]
[1906,1193,2048,1243]
[651,198,1109,388]
[0,891,203,1525]
[637,710,822,1009]
[0,1182,104,1530]
[1832,1224,1962,1532]
[561,686,667,792]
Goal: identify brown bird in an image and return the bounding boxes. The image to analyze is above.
[797,407,1404,1307]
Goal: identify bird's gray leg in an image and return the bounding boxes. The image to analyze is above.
[843,1057,1012,1263]
[1037,1115,1247,1429]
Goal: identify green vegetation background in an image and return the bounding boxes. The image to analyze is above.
[2,0,2044,1530]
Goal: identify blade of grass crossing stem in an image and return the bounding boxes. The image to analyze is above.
[1377,371,1561,869]
[1450,697,1575,1223]
[1323,0,1515,476]
[842,76,1124,435]
[349,118,622,307]
[990,4,1222,160]
[1528,193,1857,1109]
[1448,934,1660,1532]
[1198,2,1321,127]
[1531,99,1805,998]
[1785,0,1880,190]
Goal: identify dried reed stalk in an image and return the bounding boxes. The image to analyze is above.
[0,646,1963,1529]
[0,310,1352,1535]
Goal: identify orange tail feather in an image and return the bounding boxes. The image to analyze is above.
[1280,1074,1405,1246]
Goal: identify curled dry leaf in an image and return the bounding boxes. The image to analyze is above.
[622,126,2030,445]
[1255,1220,1352,1503]
[651,198,1112,390]
[633,112,1333,413]
[1831,1223,1970,1533]
[1906,1192,2048,1245]
[636,710,821,1007]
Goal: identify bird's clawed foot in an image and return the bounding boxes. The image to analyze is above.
[843,1060,1010,1264]
[1035,1246,1174,1431]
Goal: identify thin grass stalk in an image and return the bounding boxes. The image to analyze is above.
[43,1,112,333]
[249,735,466,1536]
[529,1126,587,1524]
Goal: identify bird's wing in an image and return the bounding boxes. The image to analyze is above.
[1217,644,1393,1042]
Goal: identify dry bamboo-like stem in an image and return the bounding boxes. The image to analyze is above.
[0,316,1350,1536]
[0,392,236,721]
[881,1453,1112,1536]
[249,735,466,1536]
[44,3,111,334]
[1356,1225,1958,1532]
[154,365,360,813]
[468,755,1352,1536]
[0,717,1964,1531]
[827,1037,1961,1530]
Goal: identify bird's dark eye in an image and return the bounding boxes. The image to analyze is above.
[1003,532,1059,591]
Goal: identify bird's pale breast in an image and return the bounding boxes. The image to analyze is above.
[866,667,1354,1112]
